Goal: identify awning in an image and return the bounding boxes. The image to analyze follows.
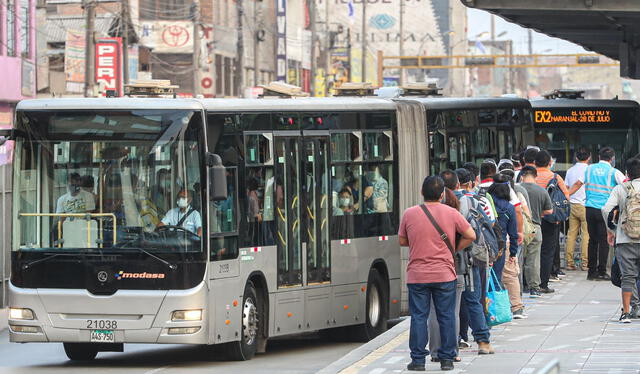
[461,0,640,78]
[46,15,138,45]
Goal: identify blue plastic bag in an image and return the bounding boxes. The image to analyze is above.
[485,268,512,326]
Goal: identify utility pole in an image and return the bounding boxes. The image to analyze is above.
[234,0,244,96]
[324,0,331,95]
[122,0,130,85]
[309,0,317,95]
[528,29,533,55]
[253,0,259,88]
[192,0,201,96]
[399,0,404,86]
[361,0,367,83]
[84,0,96,97]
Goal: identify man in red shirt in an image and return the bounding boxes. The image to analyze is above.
[399,176,476,371]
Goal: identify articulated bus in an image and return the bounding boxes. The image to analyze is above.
[398,97,534,174]
[3,95,534,361]
[532,97,640,175]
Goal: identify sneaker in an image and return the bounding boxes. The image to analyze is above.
[597,273,611,281]
[459,339,471,349]
[529,288,542,298]
[540,287,555,294]
[566,265,577,271]
[549,276,561,282]
[557,270,566,277]
[407,362,426,371]
[587,274,597,281]
[620,311,632,324]
[513,309,528,319]
[440,360,454,371]
[581,265,589,271]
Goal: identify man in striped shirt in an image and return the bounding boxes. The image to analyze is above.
[535,150,570,293]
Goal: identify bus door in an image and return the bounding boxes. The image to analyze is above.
[497,129,514,159]
[273,133,303,288]
[447,131,469,170]
[301,133,331,285]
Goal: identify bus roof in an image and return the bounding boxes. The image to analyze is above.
[16,98,204,111]
[530,99,639,109]
[399,96,532,110]
[198,97,397,111]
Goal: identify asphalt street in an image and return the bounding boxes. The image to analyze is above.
[0,330,361,374]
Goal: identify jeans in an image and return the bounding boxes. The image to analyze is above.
[586,207,610,276]
[459,298,469,342]
[566,203,589,267]
[408,280,458,364]
[428,277,464,359]
[540,220,559,289]
[523,224,542,289]
[461,266,490,343]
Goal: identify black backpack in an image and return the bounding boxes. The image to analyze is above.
[542,175,570,223]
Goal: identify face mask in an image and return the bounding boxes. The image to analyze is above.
[68,184,80,195]
[177,197,189,208]
[339,197,351,207]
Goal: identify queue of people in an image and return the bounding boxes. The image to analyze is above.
[400,145,640,371]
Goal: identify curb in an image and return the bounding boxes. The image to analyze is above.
[316,317,410,374]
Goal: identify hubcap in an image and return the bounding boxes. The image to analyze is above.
[242,297,259,345]
[368,284,380,327]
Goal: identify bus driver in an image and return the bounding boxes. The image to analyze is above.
[157,189,202,237]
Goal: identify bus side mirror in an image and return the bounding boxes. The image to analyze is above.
[207,153,228,201]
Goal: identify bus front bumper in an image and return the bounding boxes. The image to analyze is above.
[8,282,210,345]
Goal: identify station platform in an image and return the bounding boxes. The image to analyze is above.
[319,271,640,374]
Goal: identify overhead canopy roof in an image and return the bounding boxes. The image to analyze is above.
[461,0,640,78]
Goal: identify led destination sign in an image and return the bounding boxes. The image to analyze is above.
[533,108,635,129]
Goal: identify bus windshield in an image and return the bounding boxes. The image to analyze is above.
[12,109,205,254]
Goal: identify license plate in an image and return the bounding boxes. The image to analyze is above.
[90,330,115,343]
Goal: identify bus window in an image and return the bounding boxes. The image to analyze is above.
[363,131,392,161]
[331,132,361,162]
[363,163,392,214]
[245,134,273,165]
[430,130,446,174]
[332,164,362,215]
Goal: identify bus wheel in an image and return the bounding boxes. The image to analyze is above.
[225,281,260,361]
[353,268,388,341]
[63,343,98,361]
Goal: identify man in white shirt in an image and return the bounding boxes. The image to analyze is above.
[159,190,202,236]
[56,173,96,214]
[564,148,591,271]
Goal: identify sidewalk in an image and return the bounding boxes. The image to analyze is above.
[319,271,640,374]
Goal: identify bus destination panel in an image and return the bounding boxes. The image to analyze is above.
[533,107,634,128]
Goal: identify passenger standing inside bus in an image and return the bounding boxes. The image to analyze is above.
[564,148,591,271]
[569,147,624,281]
[399,176,476,372]
[158,189,202,237]
[56,173,96,214]
[535,150,570,292]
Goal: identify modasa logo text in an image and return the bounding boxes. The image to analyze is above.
[115,271,166,280]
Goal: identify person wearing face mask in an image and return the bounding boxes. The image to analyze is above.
[569,147,626,281]
[364,165,389,213]
[338,188,355,215]
[56,172,96,214]
[158,190,202,236]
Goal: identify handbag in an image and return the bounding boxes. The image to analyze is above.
[485,267,512,326]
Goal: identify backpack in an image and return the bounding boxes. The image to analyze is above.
[542,175,570,223]
[516,190,536,246]
[622,182,640,239]
[460,195,500,263]
[472,189,507,260]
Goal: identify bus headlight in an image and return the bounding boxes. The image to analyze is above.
[171,310,202,321]
[168,327,201,335]
[9,308,35,320]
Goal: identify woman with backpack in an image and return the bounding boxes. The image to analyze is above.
[488,174,519,282]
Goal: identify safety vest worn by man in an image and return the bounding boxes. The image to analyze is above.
[585,161,617,210]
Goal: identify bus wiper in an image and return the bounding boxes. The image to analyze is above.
[21,253,79,270]
[134,248,177,270]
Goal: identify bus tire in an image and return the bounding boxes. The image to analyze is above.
[225,281,260,361]
[63,343,98,361]
[353,268,388,341]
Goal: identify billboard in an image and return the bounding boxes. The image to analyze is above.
[140,21,194,54]
[64,29,86,93]
[95,38,123,97]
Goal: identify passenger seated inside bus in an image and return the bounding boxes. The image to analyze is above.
[157,189,202,237]
[336,188,355,215]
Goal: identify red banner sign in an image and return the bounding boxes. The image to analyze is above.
[95,38,123,97]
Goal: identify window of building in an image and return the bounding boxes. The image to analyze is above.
[139,0,191,20]
[7,0,16,57]
[19,0,30,58]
